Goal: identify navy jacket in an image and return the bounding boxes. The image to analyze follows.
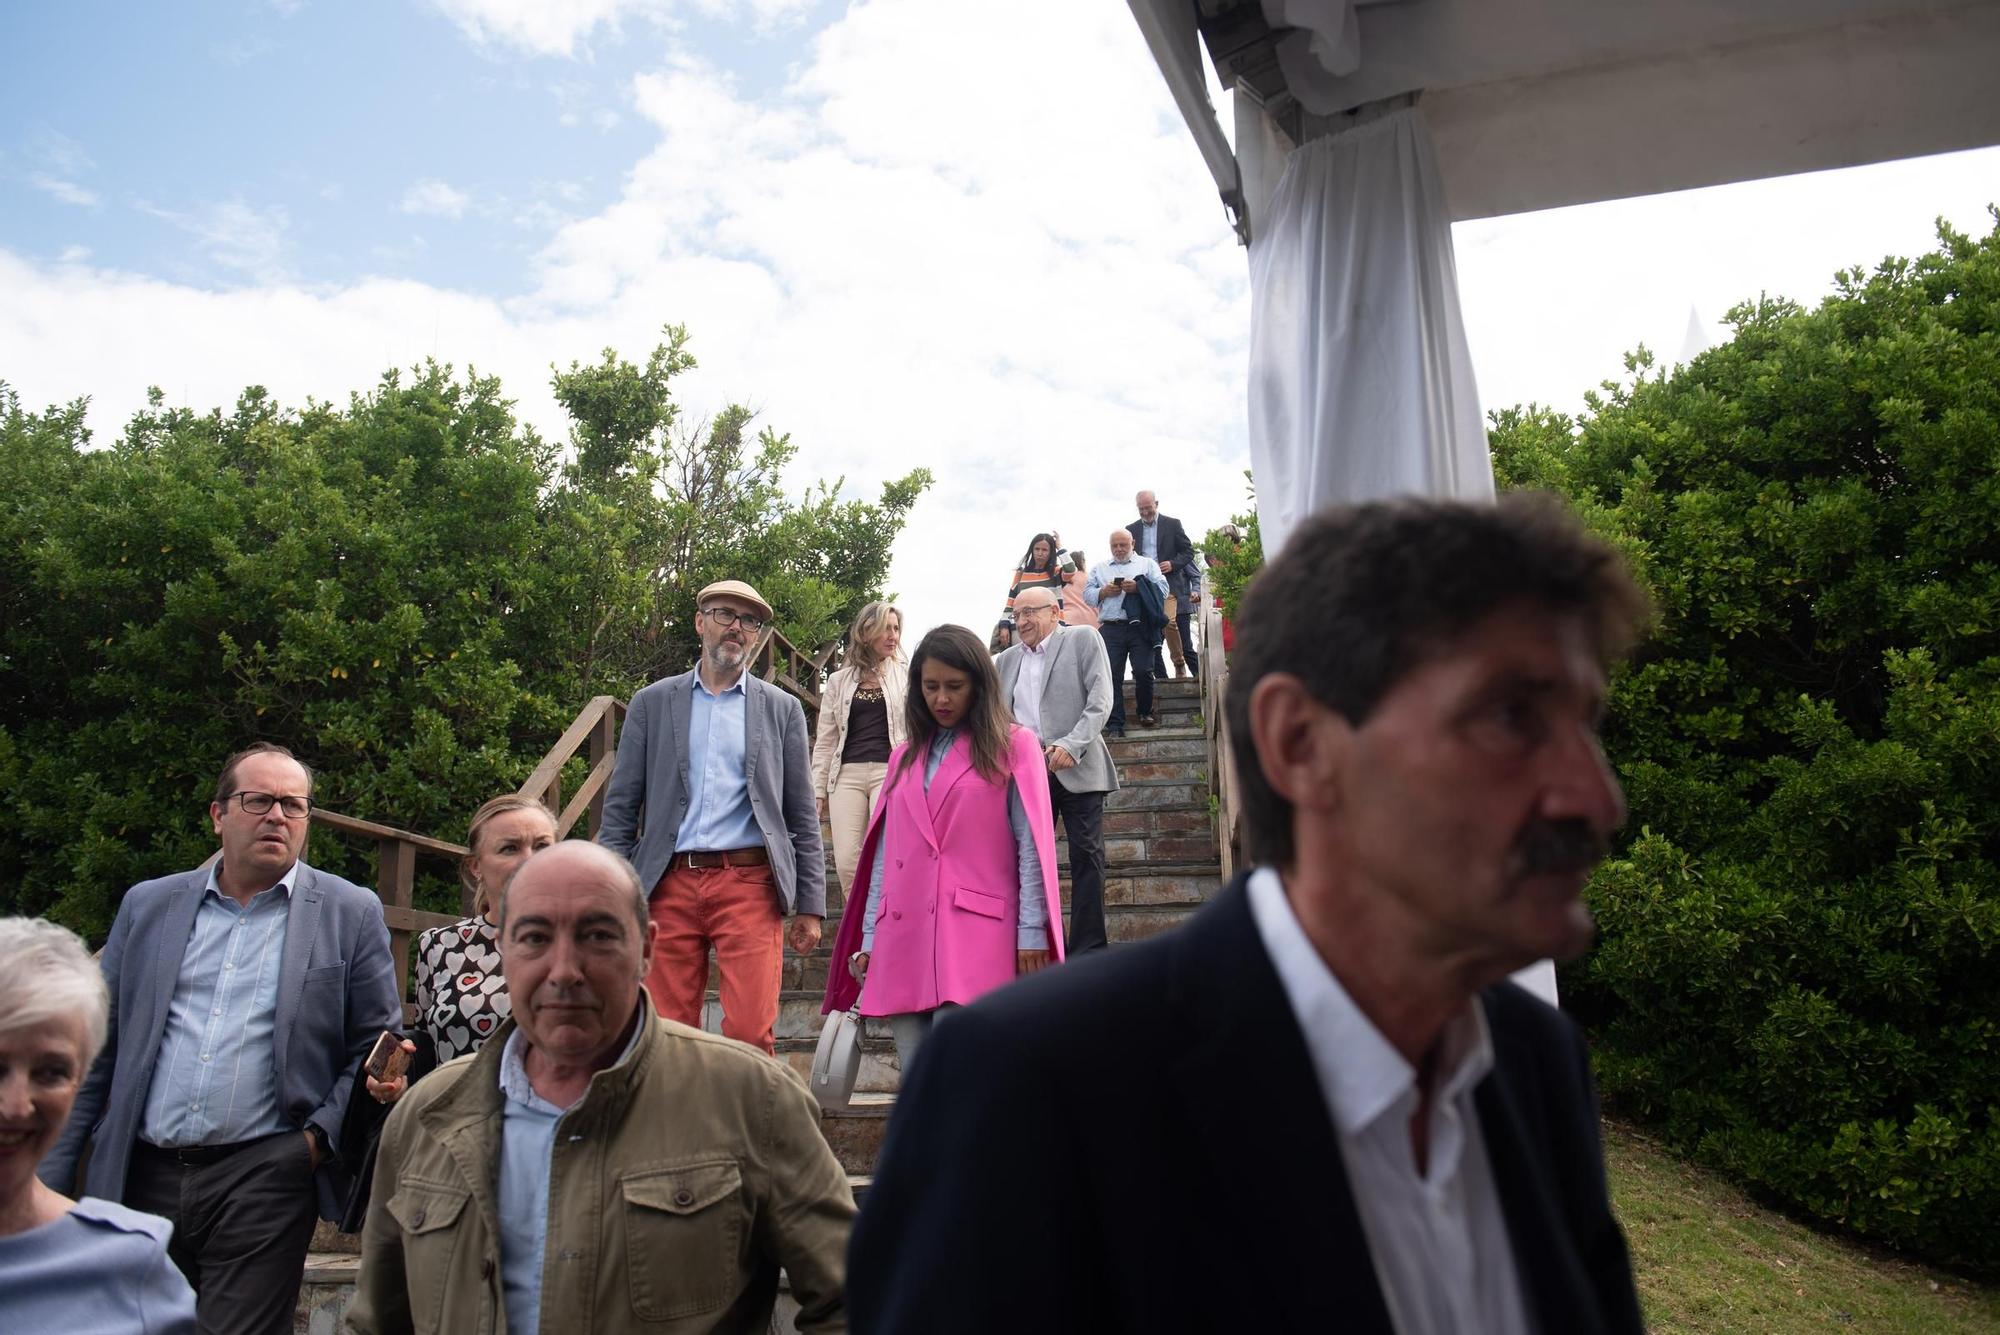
[850,874,1644,1335]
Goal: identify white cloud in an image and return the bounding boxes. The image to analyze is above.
[401,178,471,219]
[57,245,90,263]
[31,174,100,208]
[432,0,811,58]
[134,197,292,283]
[6,3,1997,652]
[429,0,672,58]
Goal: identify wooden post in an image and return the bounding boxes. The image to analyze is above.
[586,700,620,839]
[378,836,418,1002]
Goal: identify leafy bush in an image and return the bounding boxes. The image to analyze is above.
[0,328,929,937]
[1494,211,2000,1271]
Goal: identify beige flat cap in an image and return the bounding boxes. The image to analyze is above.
[696,579,774,621]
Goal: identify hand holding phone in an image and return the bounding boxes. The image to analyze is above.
[365,1030,411,1083]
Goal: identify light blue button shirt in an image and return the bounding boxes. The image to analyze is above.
[1136,518,1159,559]
[140,862,297,1147]
[496,1014,646,1335]
[1084,556,1168,621]
[676,672,761,852]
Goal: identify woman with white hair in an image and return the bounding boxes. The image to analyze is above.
[0,916,196,1331]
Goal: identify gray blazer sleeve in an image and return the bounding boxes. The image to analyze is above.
[1053,631,1114,762]
[307,893,402,1148]
[598,686,649,858]
[40,899,132,1193]
[780,694,828,917]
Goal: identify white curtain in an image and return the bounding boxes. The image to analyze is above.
[1244,104,1559,1006]
[1246,104,1493,557]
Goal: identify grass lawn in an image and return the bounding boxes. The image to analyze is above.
[1605,1122,2000,1332]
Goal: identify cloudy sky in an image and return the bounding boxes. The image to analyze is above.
[4,0,1997,652]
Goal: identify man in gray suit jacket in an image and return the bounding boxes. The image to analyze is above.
[995,587,1118,952]
[599,578,826,1055]
[41,742,402,1335]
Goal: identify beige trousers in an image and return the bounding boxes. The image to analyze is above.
[1161,595,1186,670]
[827,760,889,899]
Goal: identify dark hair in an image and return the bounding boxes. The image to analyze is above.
[1017,533,1059,574]
[988,621,1014,654]
[1225,493,1651,868]
[898,625,1014,786]
[213,742,315,807]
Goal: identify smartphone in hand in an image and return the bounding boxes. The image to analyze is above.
[364,1030,410,1083]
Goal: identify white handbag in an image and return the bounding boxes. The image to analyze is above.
[811,1005,864,1111]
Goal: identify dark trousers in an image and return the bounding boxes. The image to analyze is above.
[1049,773,1108,953]
[125,1132,321,1335]
[1100,619,1151,732]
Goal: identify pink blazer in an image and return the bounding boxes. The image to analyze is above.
[823,724,1063,1016]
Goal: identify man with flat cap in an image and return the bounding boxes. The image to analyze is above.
[600,578,826,1055]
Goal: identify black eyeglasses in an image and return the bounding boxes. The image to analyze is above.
[701,607,769,632]
[230,792,313,819]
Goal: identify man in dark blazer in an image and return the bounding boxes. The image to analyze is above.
[1128,489,1197,678]
[850,495,1650,1334]
[598,577,825,1055]
[42,742,402,1335]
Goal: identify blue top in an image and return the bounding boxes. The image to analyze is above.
[676,671,761,852]
[141,861,298,1146]
[1135,518,1159,559]
[495,1014,646,1335]
[0,1197,196,1333]
[1085,555,1169,621]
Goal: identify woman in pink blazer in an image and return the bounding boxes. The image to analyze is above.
[823,625,1064,1071]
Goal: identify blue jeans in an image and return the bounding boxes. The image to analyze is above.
[1100,619,1151,731]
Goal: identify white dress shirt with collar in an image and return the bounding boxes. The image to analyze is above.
[1246,866,1532,1335]
[1010,626,1057,738]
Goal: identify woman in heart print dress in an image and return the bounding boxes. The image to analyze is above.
[413,795,558,1061]
[333,795,556,1230]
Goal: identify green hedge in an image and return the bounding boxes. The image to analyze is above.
[1495,211,2000,1272]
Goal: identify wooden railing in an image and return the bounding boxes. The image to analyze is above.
[1198,596,1242,880]
[308,808,467,1016]
[306,628,842,1004]
[752,625,847,713]
[517,695,625,839]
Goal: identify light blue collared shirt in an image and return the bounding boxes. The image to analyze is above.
[140,861,298,1147]
[1084,555,1168,621]
[496,1012,646,1335]
[676,671,761,852]
[1136,518,1159,559]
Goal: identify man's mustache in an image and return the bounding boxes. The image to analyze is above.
[1516,820,1610,876]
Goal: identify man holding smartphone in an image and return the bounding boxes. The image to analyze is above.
[1085,529,1170,737]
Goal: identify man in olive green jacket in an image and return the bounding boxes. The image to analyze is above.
[350,841,854,1335]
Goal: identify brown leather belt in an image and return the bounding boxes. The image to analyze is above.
[673,846,769,870]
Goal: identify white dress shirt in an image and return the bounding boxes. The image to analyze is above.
[1246,867,1531,1335]
[1010,628,1056,738]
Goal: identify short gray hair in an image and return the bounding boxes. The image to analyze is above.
[494,841,649,940]
[0,917,110,1065]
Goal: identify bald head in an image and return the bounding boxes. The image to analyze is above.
[1136,491,1158,521]
[1013,586,1060,647]
[498,840,648,939]
[1109,529,1133,559]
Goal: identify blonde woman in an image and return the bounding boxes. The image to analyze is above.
[812,601,909,895]
[411,795,558,1063]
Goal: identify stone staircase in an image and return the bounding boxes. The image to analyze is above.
[296,674,1224,1333]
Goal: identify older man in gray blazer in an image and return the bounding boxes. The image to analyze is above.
[599,578,826,1055]
[995,587,1119,953]
[41,742,402,1335]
